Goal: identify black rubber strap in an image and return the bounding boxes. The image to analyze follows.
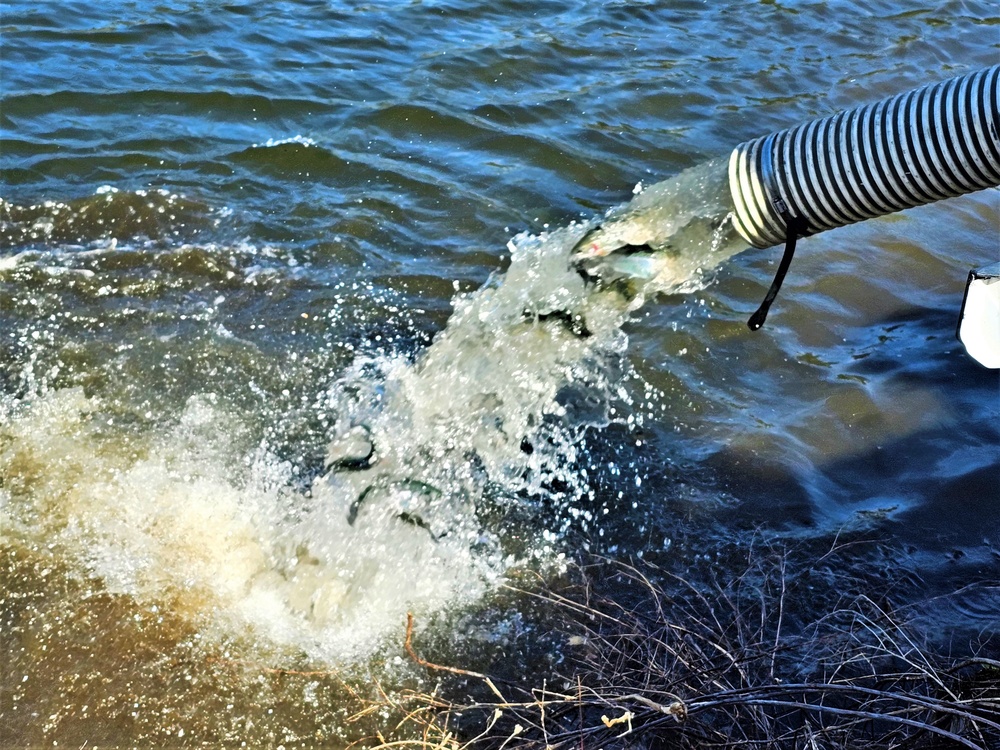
[747,213,809,331]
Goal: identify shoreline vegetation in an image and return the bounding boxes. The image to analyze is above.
[358,541,999,749]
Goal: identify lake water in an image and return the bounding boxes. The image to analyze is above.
[2,1,998,747]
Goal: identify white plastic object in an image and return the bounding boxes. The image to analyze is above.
[958,262,1000,369]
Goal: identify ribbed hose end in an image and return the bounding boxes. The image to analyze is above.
[729,135,788,248]
[729,65,1000,250]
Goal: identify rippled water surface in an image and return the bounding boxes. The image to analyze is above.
[2,1,998,747]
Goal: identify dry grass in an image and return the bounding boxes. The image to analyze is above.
[355,540,1000,749]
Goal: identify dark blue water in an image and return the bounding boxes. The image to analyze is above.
[2,1,998,746]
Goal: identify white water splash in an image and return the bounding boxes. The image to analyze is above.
[575,158,744,293]
[0,224,639,664]
[1,166,741,664]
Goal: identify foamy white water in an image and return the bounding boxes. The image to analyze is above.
[1,161,744,666]
[0,222,649,664]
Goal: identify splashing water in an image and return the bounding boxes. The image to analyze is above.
[575,158,745,292]
[317,224,632,535]
[1,167,738,667]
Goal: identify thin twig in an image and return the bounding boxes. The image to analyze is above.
[405,612,506,702]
